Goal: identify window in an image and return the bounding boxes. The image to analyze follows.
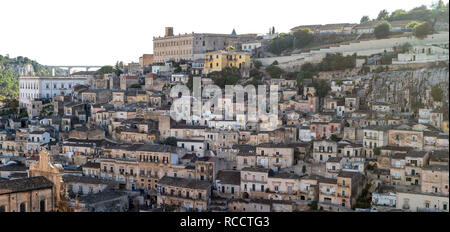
[0,205,5,212]
[20,203,26,212]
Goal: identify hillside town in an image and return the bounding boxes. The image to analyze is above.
[0,4,449,212]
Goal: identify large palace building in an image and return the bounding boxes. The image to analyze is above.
[19,76,88,108]
[152,27,256,63]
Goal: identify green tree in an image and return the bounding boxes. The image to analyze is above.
[129,83,141,88]
[250,68,263,80]
[265,65,284,79]
[207,67,242,88]
[310,79,330,98]
[377,9,389,20]
[431,0,448,27]
[431,84,443,102]
[396,43,412,53]
[406,21,420,29]
[97,65,116,74]
[360,16,370,24]
[293,28,314,49]
[389,9,406,20]
[268,34,293,55]
[253,60,263,69]
[161,137,177,146]
[302,165,307,174]
[374,21,391,38]
[413,21,433,38]
[330,134,341,142]
[114,61,123,76]
[0,70,19,100]
[373,147,381,156]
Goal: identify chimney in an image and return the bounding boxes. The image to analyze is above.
[165,27,174,37]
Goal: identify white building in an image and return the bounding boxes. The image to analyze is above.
[177,139,206,157]
[151,62,172,74]
[27,131,53,152]
[19,76,88,107]
[242,41,262,52]
[418,108,432,124]
[371,191,396,208]
[363,126,388,150]
[394,45,449,64]
[299,125,313,142]
[170,74,189,84]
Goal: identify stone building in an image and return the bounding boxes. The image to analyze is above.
[19,76,88,108]
[215,170,240,199]
[0,176,55,212]
[157,176,211,212]
[152,27,255,63]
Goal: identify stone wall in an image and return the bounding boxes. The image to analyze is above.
[256,32,449,71]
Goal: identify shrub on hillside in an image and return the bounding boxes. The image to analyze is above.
[413,21,433,38]
[374,21,391,38]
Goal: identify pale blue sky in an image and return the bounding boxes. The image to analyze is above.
[0,0,445,66]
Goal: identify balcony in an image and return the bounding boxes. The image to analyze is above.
[337,183,349,187]
[241,179,267,184]
[336,193,348,198]
[140,174,159,178]
[320,191,336,196]
[405,173,420,177]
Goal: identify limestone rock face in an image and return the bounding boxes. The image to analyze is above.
[361,68,449,112]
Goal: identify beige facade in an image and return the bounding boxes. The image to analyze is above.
[139,54,154,67]
[396,191,449,212]
[157,176,211,212]
[0,177,55,212]
[255,144,294,170]
[153,27,255,63]
[421,165,449,196]
[313,140,338,162]
[388,129,423,149]
[240,167,270,198]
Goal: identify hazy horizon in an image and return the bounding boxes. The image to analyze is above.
[0,0,445,66]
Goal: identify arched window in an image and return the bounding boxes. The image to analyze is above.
[40,200,46,212]
[0,205,6,212]
[20,203,26,212]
